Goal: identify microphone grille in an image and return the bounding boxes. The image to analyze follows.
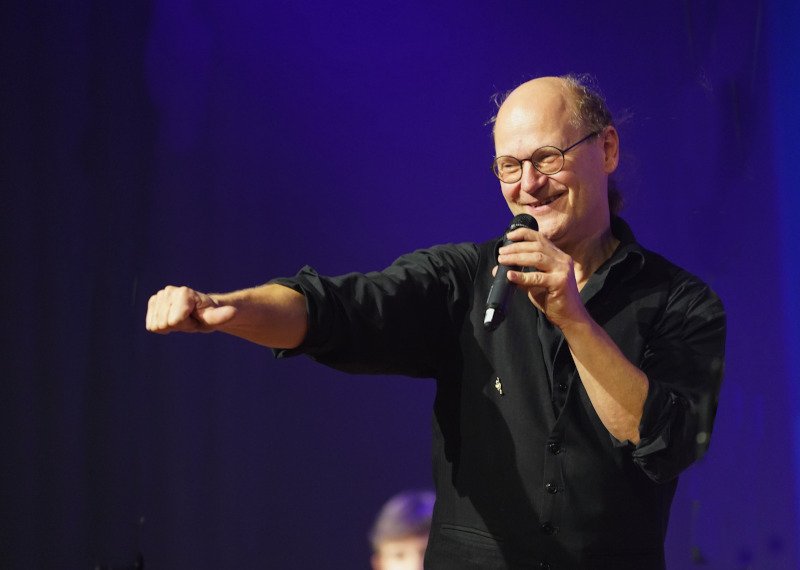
[508,214,538,232]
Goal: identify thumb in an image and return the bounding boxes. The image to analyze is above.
[195,303,237,327]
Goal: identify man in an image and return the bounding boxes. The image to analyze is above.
[369,490,435,570]
[146,75,726,569]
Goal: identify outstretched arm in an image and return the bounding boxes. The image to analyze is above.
[145,283,307,349]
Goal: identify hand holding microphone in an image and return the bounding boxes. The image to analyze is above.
[483,214,538,331]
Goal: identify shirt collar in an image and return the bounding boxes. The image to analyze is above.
[608,216,645,273]
[580,216,645,303]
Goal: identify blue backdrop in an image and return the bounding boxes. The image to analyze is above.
[2,1,798,568]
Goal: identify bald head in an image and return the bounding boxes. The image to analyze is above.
[492,74,622,215]
[494,77,578,139]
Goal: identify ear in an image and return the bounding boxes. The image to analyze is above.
[601,126,620,174]
[371,553,382,570]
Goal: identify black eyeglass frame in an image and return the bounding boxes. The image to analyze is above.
[491,130,601,183]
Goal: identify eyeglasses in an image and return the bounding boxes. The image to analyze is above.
[491,131,600,183]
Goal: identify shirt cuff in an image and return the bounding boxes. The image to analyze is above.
[268,268,329,359]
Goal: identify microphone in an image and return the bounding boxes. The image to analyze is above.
[483,214,538,331]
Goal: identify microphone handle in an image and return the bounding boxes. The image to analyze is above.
[483,214,537,331]
[483,235,521,331]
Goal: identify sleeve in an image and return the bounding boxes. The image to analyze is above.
[270,243,479,378]
[631,275,727,483]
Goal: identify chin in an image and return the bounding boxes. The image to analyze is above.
[537,219,566,243]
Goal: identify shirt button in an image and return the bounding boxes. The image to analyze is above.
[547,441,562,455]
[541,522,558,535]
[545,481,558,494]
[539,563,551,570]
[557,382,568,392]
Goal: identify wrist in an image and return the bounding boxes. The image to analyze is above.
[557,311,597,341]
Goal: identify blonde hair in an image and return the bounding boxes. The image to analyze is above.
[368,490,434,551]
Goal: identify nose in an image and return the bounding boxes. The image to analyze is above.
[519,160,549,194]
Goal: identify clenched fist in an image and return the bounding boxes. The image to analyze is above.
[145,285,237,334]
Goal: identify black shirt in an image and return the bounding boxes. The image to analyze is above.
[274,218,726,569]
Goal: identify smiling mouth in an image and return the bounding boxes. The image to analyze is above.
[536,194,563,207]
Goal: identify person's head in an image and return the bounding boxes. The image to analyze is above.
[492,74,620,251]
[369,490,434,570]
